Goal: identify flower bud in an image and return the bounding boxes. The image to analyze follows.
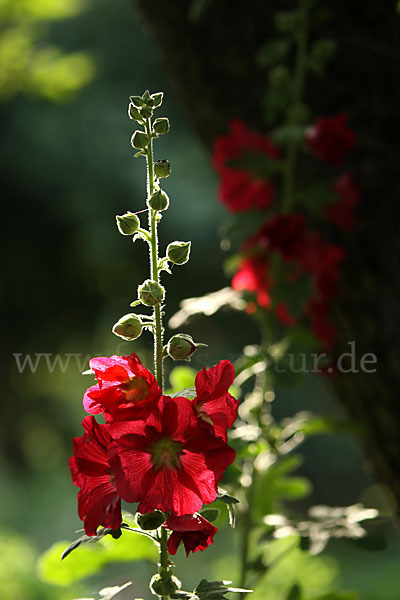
[142,89,151,104]
[150,574,180,597]
[166,241,191,265]
[130,95,144,107]
[131,130,149,149]
[147,189,169,211]
[166,333,205,361]
[112,313,143,341]
[128,103,142,122]
[136,510,166,530]
[154,159,171,179]
[150,91,163,107]
[138,279,165,306]
[153,117,170,136]
[116,211,140,235]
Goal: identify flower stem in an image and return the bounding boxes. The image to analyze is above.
[159,526,169,600]
[281,0,310,213]
[145,118,164,391]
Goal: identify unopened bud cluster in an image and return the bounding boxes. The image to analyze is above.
[112,91,199,365]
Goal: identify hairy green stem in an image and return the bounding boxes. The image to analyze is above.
[145,118,164,390]
[281,0,309,213]
[159,526,169,600]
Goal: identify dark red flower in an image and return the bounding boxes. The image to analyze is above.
[213,119,280,172]
[219,169,275,212]
[109,395,235,516]
[83,353,161,423]
[231,215,345,347]
[305,112,357,165]
[164,513,217,556]
[325,173,360,232]
[69,416,121,536]
[213,119,280,213]
[193,360,238,441]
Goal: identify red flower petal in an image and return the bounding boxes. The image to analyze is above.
[164,513,218,556]
[70,416,121,536]
[194,361,238,441]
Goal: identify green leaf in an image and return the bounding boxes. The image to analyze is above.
[217,492,240,504]
[200,508,220,522]
[194,579,252,599]
[38,526,157,586]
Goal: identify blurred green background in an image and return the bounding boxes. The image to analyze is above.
[1,1,399,598]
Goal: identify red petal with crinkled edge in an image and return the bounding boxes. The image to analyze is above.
[194,361,238,441]
[109,395,235,516]
[83,353,161,423]
[69,416,121,536]
[164,513,218,556]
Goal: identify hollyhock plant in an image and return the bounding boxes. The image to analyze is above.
[83,353,161,423]
[109,394,235,516]
[213,118,280,212]
[193,360,239,441]
[62,90,244,600]
[69,416,122,536]
[305,112,357,165]
[164,514,218,556]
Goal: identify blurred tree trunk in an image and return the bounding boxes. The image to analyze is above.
[138,0,400,512]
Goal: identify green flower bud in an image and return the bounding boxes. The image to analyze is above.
[138,279,165,306]
[166,241,191,265]
[116,211,140,235]
[147,189,169,211]
[166,333,206,361]
[112,313,143,341]
[150,91,163,107]
[153,117,170,136]
[154,159,171,179]
[136,510,166,530]
[128,102,142,122]
[150,574,180,597]
[131,130,149,149]
[129,95,144,107]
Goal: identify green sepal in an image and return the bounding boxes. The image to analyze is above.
[151,91,164,107]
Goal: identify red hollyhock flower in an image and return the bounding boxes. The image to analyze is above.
[305,112,357,165]
[231,255,271,308]
[109,395,235,516]
[213,119,280,213]
[326,173,360,232]
[69,416,121,536]
[164,514,217,556]
[231,215,345,347]
[83,353,161,423]
[219,169,275,212]
[193,360,238,441]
